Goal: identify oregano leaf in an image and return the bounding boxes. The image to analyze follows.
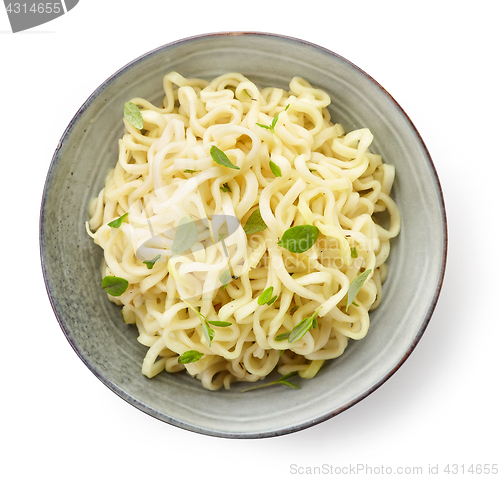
[178,350,204,364]
[346,269,372,309]
[124,102,143,129]
[278,225,319,253]
[243,208,268,235]
[101,276,128,297]
[108,212,128,228]
[210,145,240,170]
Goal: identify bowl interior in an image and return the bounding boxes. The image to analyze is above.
[40,33,446,438]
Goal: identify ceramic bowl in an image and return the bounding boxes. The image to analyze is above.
[40,32,447,438]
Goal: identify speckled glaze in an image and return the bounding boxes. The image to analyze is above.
[40,32,447,438]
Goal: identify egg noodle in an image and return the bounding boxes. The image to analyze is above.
[86,72,400,391]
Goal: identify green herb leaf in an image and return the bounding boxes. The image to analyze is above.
[243,89,252,98]
[143,254,161,270]
[271,113,279,131]
[184,302,218,347]
[278,225,319,254]
[243,208,268,235]
[172,216,198,255]
[210,145,240,170]
[288,311,319,343]
[256,122,271,131]
[256,105,289,134]
[241,371,299,392]
[346,269,372,309]
[207,320,232,327]
[290,306,299,313]
[220,269,232,290]
[258,286,274,305]
[220,183,231,193]
[269,161,282,177]
[267,295,278,306]
[178,350,204,364]
[257,113,279,134]
[278,381,300,389]
[101,276,129,297]
[201,322,214,347]
[124,102,143,129]
[183,169,197,174]
[275,332,290,342]
[351,247,358,258]
[108,212,128,228]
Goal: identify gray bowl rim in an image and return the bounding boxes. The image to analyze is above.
[39,31,448,439]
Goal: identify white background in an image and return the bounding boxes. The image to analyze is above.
[1,1,499,477]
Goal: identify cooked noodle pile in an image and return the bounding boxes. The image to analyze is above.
[86,72,400,390]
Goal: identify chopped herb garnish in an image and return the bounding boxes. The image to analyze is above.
[267,295,278,306]
[351,247,358,258]
[288,311,319,343]
[257,286,277,306]
[278,225,319,254]
[258,287,273,305]
[241,371,299,392]
[201,321,214,346]
[210,145,240,170]
[143,254,161,270]
[220,183,231,193]
[290,306,299,313]
[269,115,280,130]
[346,269,372,310]
[171,216,198,255]
[243,208,268,234]
[220,269,232,290]
[256,104,290,134]
[183,169,197,174]
[124,102,143,129]
[243,89,252,98]
[275,332,290,342]
[178,350,204,364]
[207,320,232,327]
[256,122,271,132]
[101,276,129,297]
[108,212,128,228]
[269,160,282,177]
[184,302,216,347]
